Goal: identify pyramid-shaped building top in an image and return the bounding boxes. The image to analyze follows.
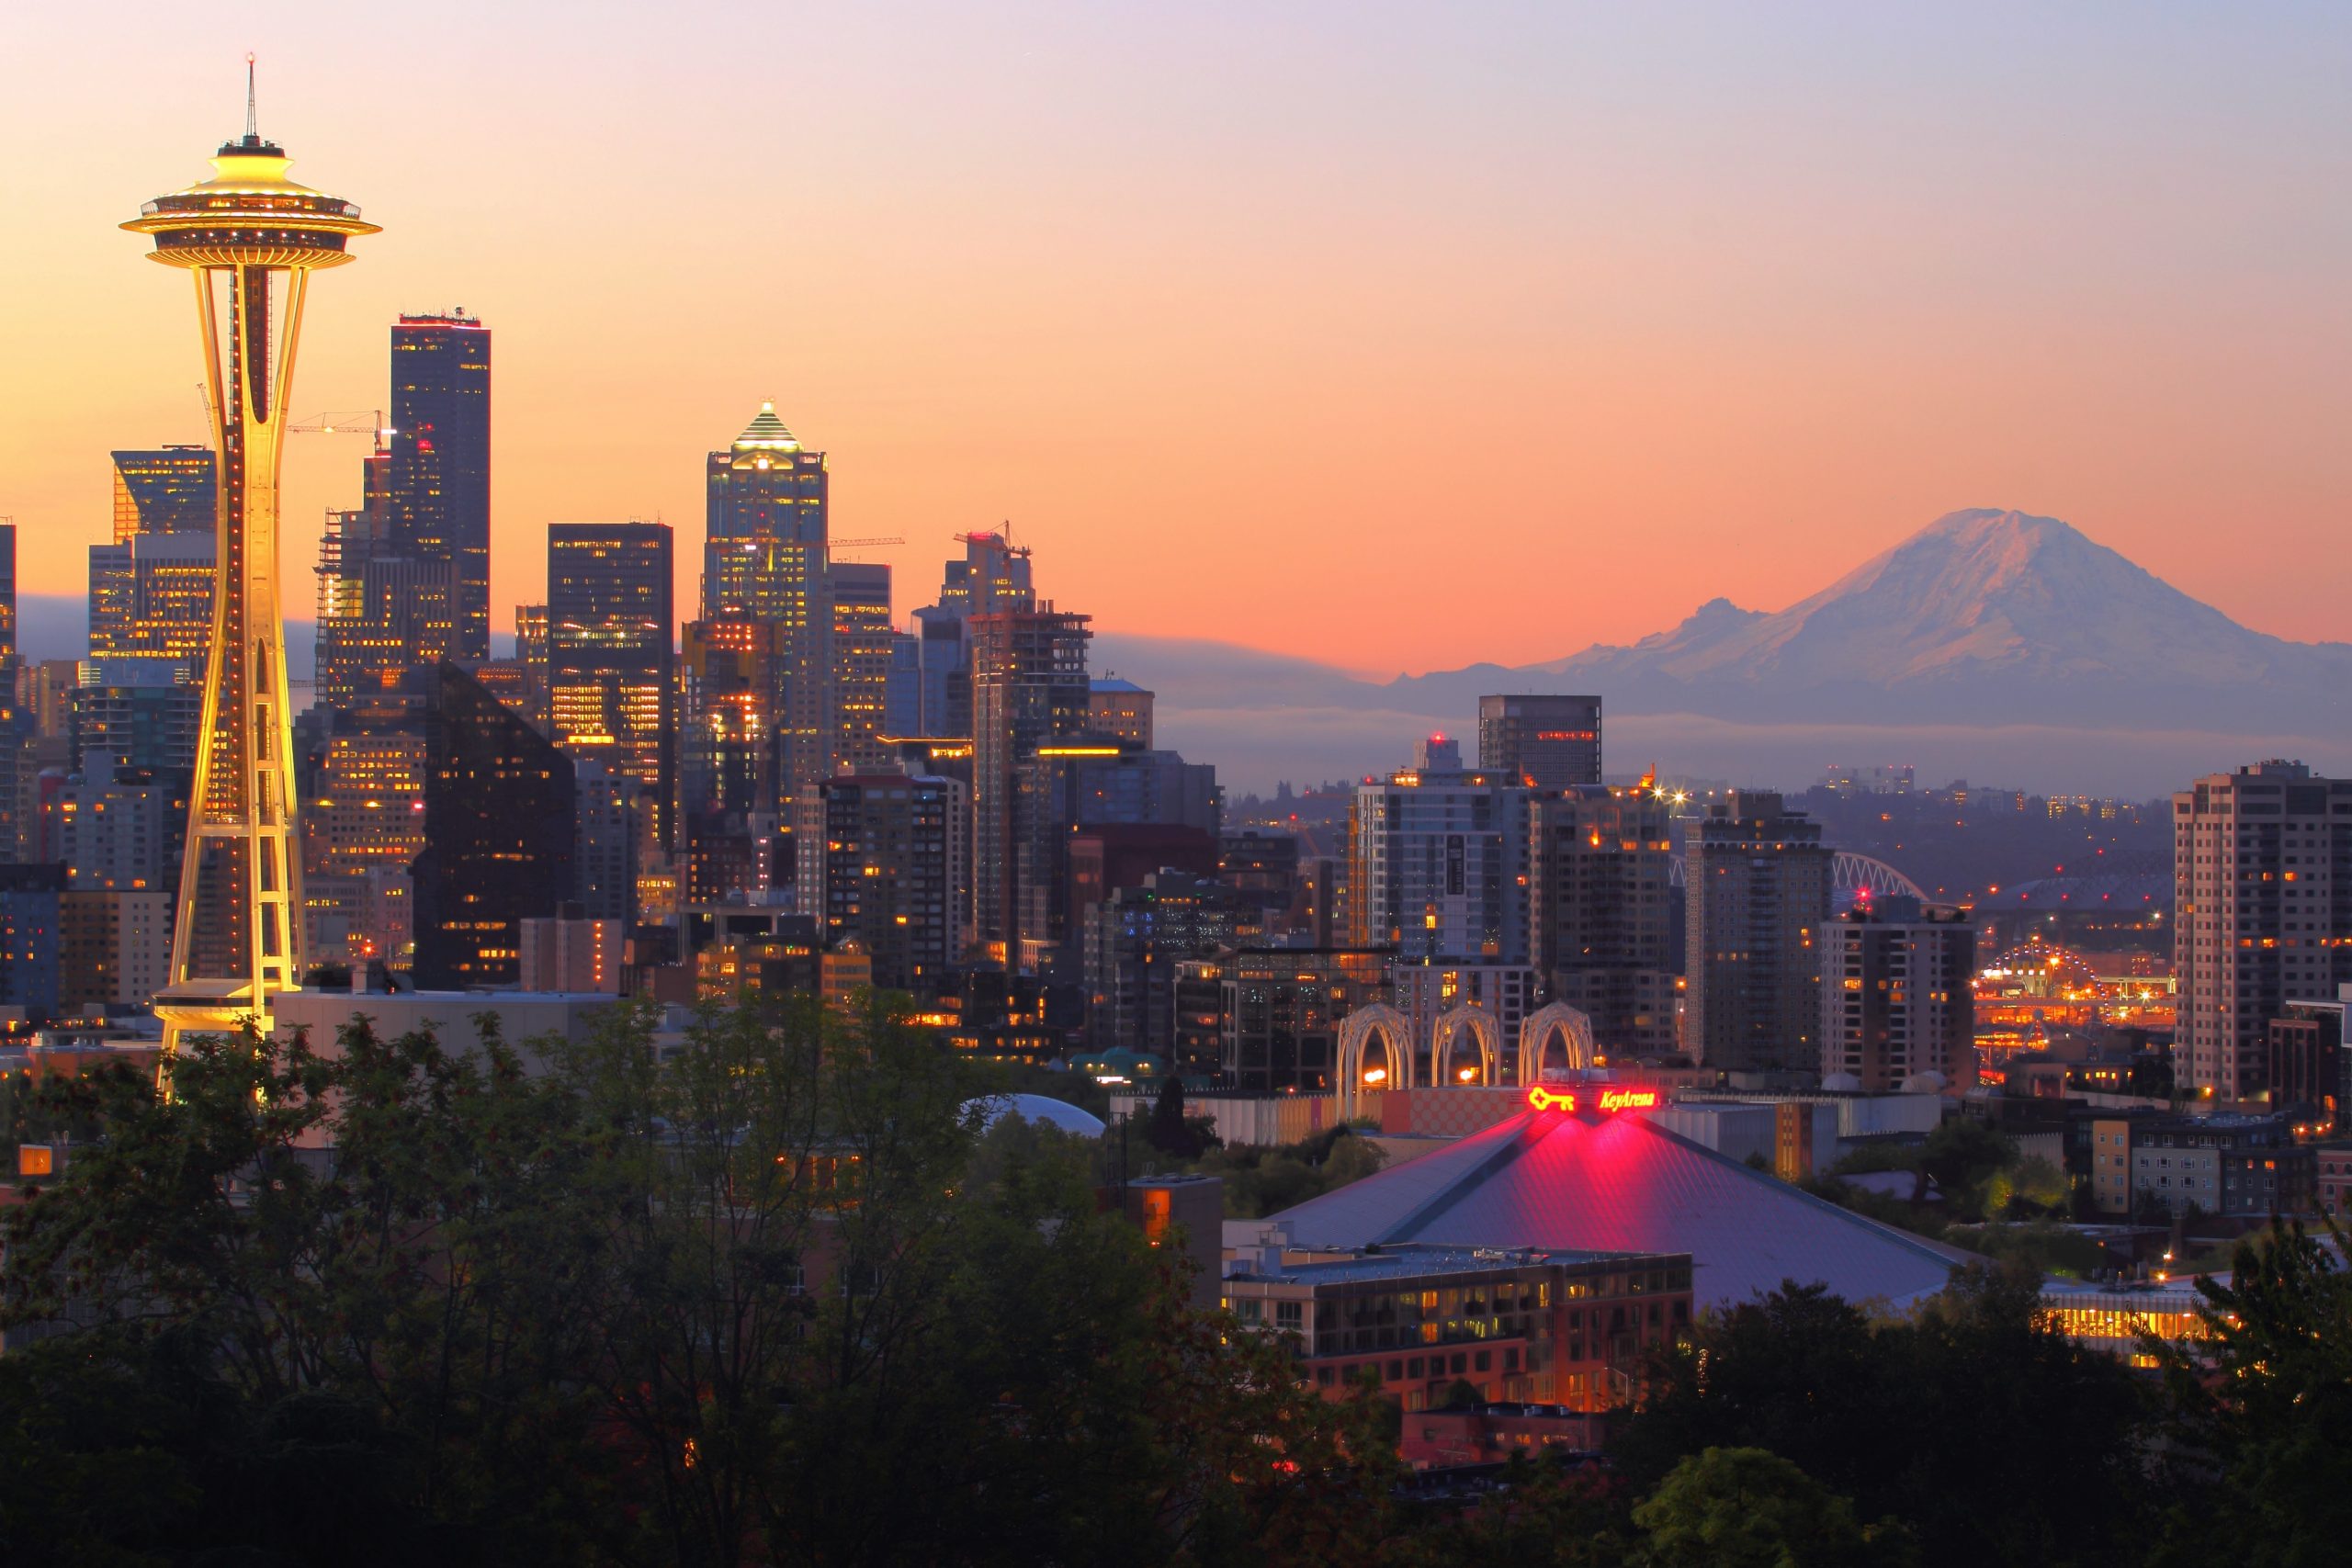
[732,400,802,454]
[1272,1105,1968,1312]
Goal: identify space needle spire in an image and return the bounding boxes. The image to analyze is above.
[123,68,379,1055]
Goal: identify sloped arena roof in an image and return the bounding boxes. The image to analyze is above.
[1270,1103,1968,1313]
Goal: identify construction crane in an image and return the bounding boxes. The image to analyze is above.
[827,536,904,556]
[287,410,393,444]
[195,388,393,447]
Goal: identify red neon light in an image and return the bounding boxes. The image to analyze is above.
[1526,1086,1660,1114]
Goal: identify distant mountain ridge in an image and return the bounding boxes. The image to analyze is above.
[1383,508,2352,731]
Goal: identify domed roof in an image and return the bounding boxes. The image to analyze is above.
[1900,1070,1950,1093]
[1821,1072,1865,1092]
[964,1093,1106,1138]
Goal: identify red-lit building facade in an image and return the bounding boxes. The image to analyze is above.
[1222,1244,1691,1416]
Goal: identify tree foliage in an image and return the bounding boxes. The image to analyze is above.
[2147,1217,2352,1568]
[1612,1265,2152,1568]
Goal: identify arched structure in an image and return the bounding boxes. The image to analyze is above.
[1832,852,1929,910]
[1337,1002,1414,1118]
[1431,1005,1503,1088]
[1517,1002,1597,1086]
[1979,939,2099,998]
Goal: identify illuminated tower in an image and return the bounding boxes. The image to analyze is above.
[123,71,379,1051]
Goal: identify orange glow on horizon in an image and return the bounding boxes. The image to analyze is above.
[5,14,2348,677]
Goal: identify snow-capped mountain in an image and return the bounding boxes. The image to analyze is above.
[1385,508,2352,730]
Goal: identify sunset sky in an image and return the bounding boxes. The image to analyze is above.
[4,2,2348,676]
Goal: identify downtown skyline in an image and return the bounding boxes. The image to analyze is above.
[6,3,2352,681]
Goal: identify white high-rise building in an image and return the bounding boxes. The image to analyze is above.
[2174,761,2352,1101]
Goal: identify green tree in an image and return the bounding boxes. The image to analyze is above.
[1631,1447,1879,1568]
[1612,1267,2151,1568]
[1917,1118,2014,1217]
[2148,1218,2352,1567]
[1,995,1432,1567]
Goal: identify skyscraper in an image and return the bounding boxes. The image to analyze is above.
[386,310,492,659]
[2174,760,2352,1101]
[1478,694,1602,791]
[68,657,201,777]
[812,773,963,992]
[706,403,829,807]
[110,447,217,540]
[0,521,26,861]
[1347,761,1529,964]
[300,731,427,962]
[87,531,216,675]
[912,531,1034,736]
[311,502,455,714]
[411,662,575,990]
[548,522,675,848]
[124,80,379,1050]
[1819,897,1976,1091]
[970,607,1091,956]
[1528,784,1679,1058]
[829,561,896,775]
[1684,792,1833,1074]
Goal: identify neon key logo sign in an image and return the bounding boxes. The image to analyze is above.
[1525,1087,1660,1114]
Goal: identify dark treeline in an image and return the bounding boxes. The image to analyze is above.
[2,998,2346,1566]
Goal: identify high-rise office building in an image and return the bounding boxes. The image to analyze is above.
[386,311,492,660]
[125,96,379,1049]
[69,657,201,777]
[1684,792,1833,1074]
[680,616,778,818]
[312,502,456,714]
[1019,743,1221,954]
[0,519,15,661]
[1819,897,1976,1091]
[1087,678,1154,747]
[706,403,830,807]
[2174,761,2352,1100]
[811,773,963,993]
[969,608,1091,957]
[87,531,216,674]
[514,602,550,728]
[911,531,1034,736]
[1528,784,1679,1059]
[52,768,186,895]
[547,522,675,848]
[300,732,427,961]
[829,561,896,776]
[1347,762,1529,964]
[60,888,173,1015]
[0,522,22,863]
[411,662,575,990]
[1083,870,1249,1055]
[1204,946,1393,1092]
[571,756,641,925]
[110,446,217,540]
[1479,694,1602,791]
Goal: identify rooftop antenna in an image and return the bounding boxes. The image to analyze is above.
[244,52,257,141]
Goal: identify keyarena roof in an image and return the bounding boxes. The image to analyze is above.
[1270,1104,1969,1312]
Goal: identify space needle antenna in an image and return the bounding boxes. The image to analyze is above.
[244,53,257,141]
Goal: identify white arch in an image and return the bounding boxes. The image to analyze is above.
[1337,1002,1414,1119]
[1517,1002,1597,1086]
[1431,1004,1503,1088]
[1832,852,1928,903]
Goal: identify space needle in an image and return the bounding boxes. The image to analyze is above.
[123,62,379,1054]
